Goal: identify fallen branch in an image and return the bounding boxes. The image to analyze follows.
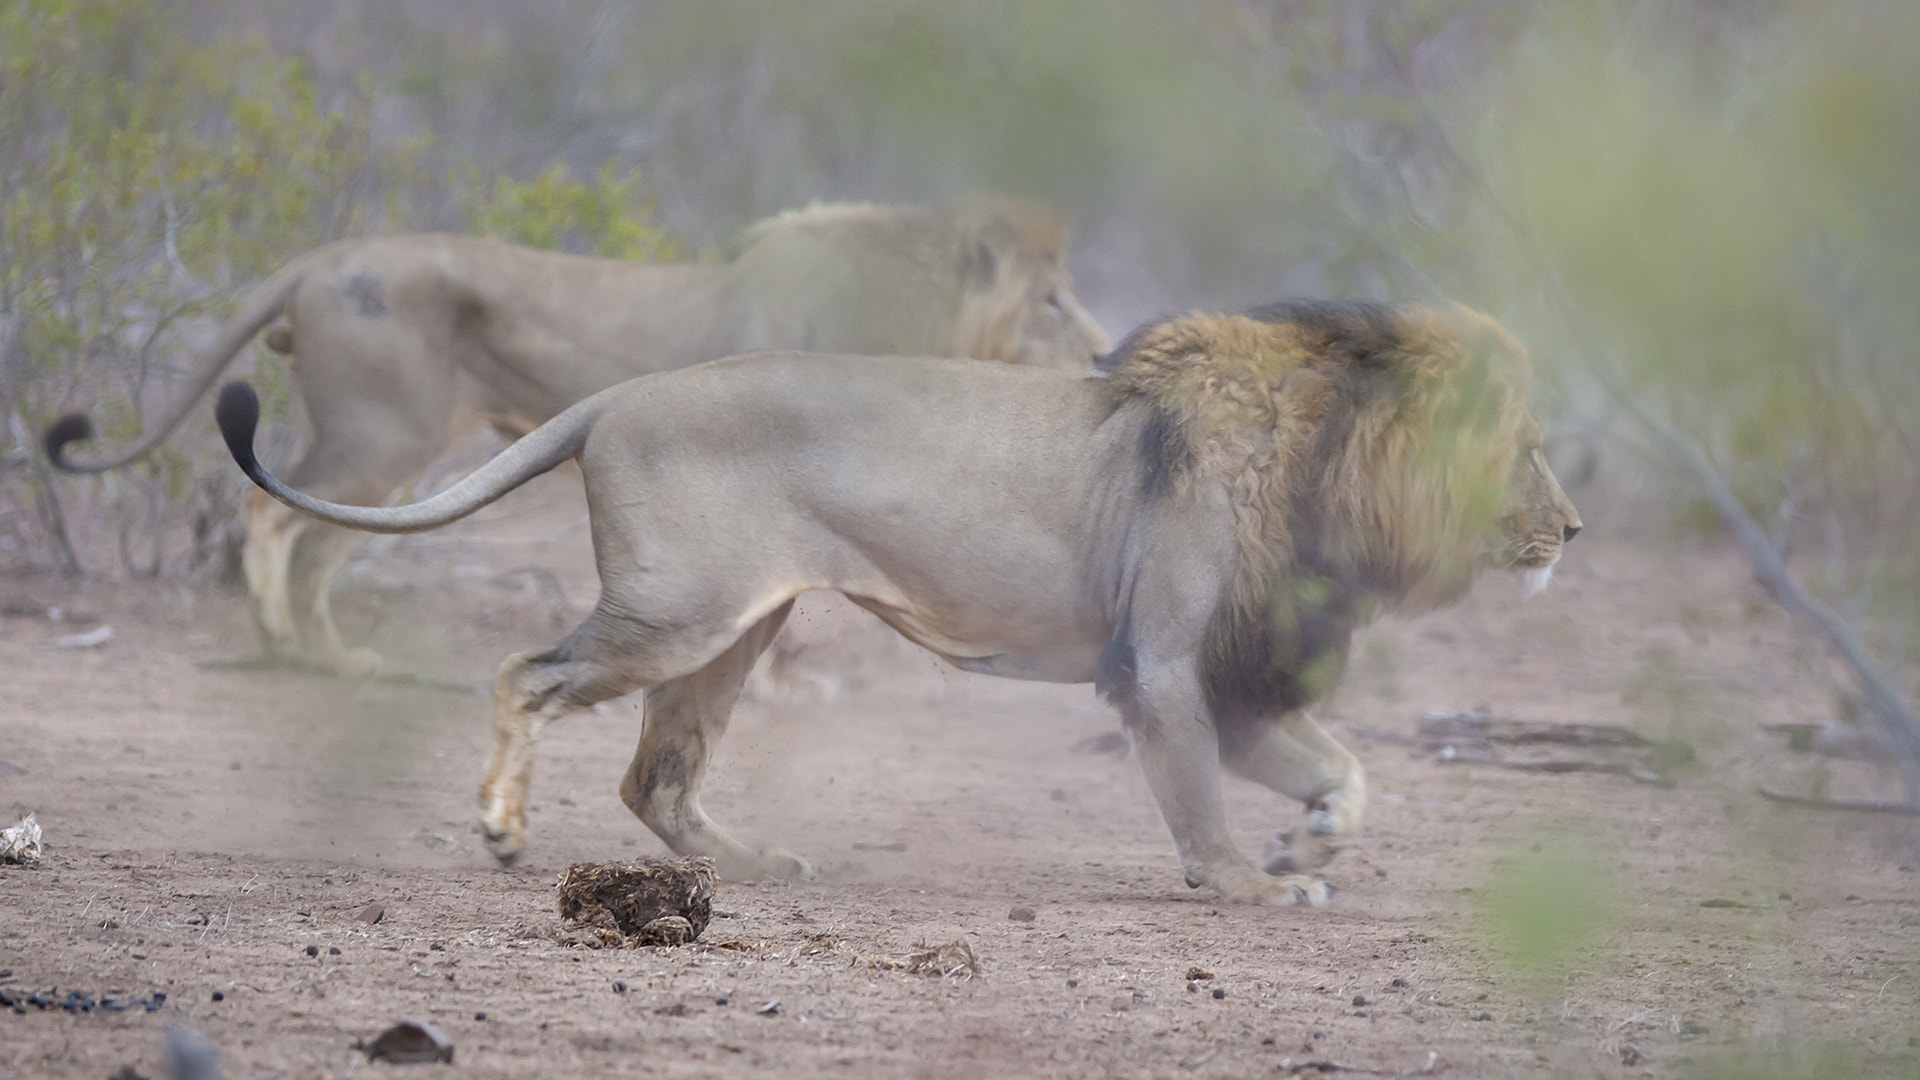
[1596,367,1920,802]
[1757,787,1920,816]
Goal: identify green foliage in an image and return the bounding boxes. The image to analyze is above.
[460,162,681,261]
[1477,828,1615,987]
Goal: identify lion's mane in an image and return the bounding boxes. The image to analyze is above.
[1100,300,1534,725]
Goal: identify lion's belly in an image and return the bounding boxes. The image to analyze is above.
[843,595,1104,684]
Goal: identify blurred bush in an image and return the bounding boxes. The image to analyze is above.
[0,0,674,577]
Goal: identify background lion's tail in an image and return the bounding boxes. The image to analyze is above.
[42,258,311,473]
[217,381,603,534]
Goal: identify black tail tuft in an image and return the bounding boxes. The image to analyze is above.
[42,413,95,470]
[215,381,262,478]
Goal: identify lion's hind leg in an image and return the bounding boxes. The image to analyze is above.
[1217,710,1366,877]
[618,603,813,882]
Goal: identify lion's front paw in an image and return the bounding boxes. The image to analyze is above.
[1211,867,1333,907]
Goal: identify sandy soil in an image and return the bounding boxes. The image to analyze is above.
[1,470,1916,1079]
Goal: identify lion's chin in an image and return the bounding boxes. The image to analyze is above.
[1519,554,1559,599]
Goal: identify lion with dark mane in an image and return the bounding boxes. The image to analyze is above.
[217,299,1579,904]
[45,196,1108,675]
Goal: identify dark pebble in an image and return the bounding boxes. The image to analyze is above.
[1390,977,1407,988]
[475,1012,487,1021]
[1211,987,1226,1000]
[1374,867,1388,878]
[1352,994,1368,1006]
[1474,1012,1492,1021]
[328,946,341,955]
[211,991,224,1002]
[613,981,627,993]
[0,970,10,978]
[1066,979,1078,988]
[305,945,319,957]
[715,997,728,1006]
[1007,906,1037,923]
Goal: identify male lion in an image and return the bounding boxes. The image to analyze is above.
[216,300,1580,905]
[45,197,1108,676]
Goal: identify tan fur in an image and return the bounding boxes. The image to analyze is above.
[222,301,1577,905]
[50,198,1109,675]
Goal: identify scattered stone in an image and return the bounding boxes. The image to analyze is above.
[474,1012,486,1021]
[357,1018,454,1064]
[53,625,114,649]
[211,992,224,1002]
[1390,977,1408,988]
[1211,987,1226,1000]
[715,997,728,1006]
[305,945,319,957]
[1,813,42,864]
[612,981,626,993]
[355,903,385,925]
[328,946,341,955]
[1474,1011,1492,1021]
[1375,867,1388,878]
[1066,978,1079,988]
[1352,994,1368,1007]
[1007,906,1037,923]
[557,857,715,947]
[1187,981,1199,993]
[1185,966,1214,981]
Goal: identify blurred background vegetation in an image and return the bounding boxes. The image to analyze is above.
[1,0,1914,684]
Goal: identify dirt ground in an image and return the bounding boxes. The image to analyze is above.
[2,469,1917,1079]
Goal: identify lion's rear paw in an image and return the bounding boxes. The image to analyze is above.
[717,850,815,883]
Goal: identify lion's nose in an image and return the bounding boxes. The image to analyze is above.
[1563,523,1582,542]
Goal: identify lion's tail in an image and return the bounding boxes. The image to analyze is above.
[216,381,602,534]
[42,257,312,473]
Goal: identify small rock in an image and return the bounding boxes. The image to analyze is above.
[1474,1011,1492,1021]
[1390,977,1407,988]
[358,1018,454,1064]
[1352,994,1368,1007]
[1211,987,1226,1000]
[210,991,224,1002]
[305,945,319,957]
[612,981,626,993]
[355,903,385,925]
[1187,981,1199,992]
[1007,906,1037,923]
[1374,867,1388,878]
[474,1012,486,1021]
[328,946,341,956]
[715,997,728,1006]
[1066,978,1078,988]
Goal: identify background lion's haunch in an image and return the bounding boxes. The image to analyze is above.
[218,300,1576,906]
[44,197,1109,677]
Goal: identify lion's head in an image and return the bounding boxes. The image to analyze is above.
[730,196,1110,370]
[1104,300,1580,720]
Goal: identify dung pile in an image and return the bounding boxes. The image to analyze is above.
[557,857,716,947]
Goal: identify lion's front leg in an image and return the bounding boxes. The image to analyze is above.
[1218,710,1366,876]
[1121,667,1332,907]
